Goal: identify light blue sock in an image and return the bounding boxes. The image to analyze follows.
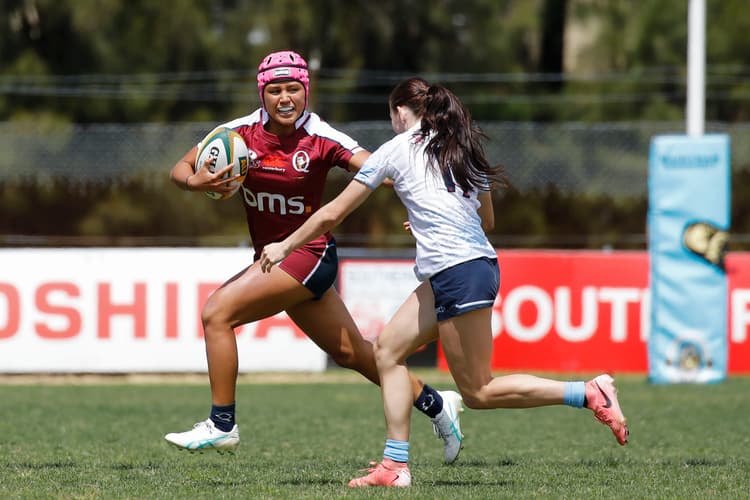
[563,381,586,408]
[383,439,409,463]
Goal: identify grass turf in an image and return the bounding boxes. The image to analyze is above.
[1,370,749,499]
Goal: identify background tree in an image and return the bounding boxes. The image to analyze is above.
[1,0,749,248]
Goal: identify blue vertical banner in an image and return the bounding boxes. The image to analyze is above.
[648,134,730,383]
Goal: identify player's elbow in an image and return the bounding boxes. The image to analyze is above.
[317,206,345,232]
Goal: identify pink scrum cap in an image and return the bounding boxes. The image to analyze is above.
[257,50,310,110]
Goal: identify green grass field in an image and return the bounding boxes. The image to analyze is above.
[1,370,749,499]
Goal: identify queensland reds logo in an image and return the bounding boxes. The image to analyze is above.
[292,150,310,173]
[247,148,260,169]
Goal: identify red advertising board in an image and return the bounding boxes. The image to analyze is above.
[727,253,750,373]
[2,248,749,374]
[0,249,327,373]
[436,250,750,374]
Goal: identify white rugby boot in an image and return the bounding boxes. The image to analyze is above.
[164,418,240,453]
[431,390,464,464]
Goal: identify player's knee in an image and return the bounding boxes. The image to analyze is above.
[200,301,218,329]
[458,387,491,409]
[200,296,232,337]
[373,339,397,371]
[328,343,358,370]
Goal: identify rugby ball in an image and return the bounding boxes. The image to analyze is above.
[195,127,249,200]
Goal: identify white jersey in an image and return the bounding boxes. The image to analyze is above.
[354,121,497,281]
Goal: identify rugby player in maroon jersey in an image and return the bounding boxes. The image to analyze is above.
[165,51,464,463]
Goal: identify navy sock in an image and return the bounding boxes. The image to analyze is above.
[210,403,236,432]
[414,384,443,418]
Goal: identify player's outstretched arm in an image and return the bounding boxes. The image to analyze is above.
[260,180,373,272]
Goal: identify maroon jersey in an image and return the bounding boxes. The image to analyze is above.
[206,109,363,256]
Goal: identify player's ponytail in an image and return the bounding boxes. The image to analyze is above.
[390,77,506,192]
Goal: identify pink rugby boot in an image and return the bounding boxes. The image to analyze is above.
[585,374,629,445]
[348,458,411,488]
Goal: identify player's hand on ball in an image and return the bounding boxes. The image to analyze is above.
[190,162,241,194]
[259,242,290,273]
[193,127,249,199]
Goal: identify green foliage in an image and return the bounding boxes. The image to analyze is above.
[0,178,249,245]
[2,1,750,247]
[490,185,648,249]
[3,0,750,123]
[9,166,750,249]
[0,373,749,497]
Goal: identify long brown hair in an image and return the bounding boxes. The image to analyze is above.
[389,77,506,193]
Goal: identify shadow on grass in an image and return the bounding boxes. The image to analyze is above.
[277,478,513,487]
[682,458,727,467]
[110,462,163,471]
[458,458,518,467]
[10,461,77,470]
[577,457,623,467]
[203,478,258,487]
[428,479,513,487]
[278,479,348,486]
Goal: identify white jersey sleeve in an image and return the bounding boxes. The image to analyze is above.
[352,136,400,189]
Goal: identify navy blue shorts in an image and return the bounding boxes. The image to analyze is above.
[429,257,499,321]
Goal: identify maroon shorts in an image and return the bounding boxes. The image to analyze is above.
[276,236,339,299]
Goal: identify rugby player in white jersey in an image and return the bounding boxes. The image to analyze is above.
[260,77,629,487]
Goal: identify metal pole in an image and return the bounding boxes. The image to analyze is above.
[687,0,706,137]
